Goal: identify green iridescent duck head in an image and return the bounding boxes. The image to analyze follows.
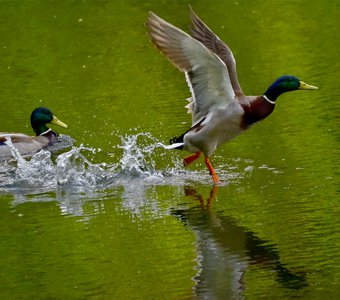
[264,75,318,102]
[30,107,67,136]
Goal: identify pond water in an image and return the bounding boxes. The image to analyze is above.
[0,0,339,299]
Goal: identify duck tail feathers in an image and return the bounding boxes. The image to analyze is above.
[164,142,184,150]
[165,134,185,150]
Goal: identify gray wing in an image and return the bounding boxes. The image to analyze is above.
[0,133,38,144]
[0,133,48,156]
[190,7,244,97]
[146,12,236,125]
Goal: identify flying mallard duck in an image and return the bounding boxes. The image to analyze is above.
[146,8,318,184]
[0,107,67,160]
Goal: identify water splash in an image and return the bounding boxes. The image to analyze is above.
[47,134,75,153]
[0,132,246,193]
[0,132,263,218]
[114,132,166,180]
[3,136,28,165]
[55,145,114,187]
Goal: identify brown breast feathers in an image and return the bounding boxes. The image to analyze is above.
[240,96,275,129]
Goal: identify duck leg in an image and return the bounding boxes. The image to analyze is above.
[183,151,201,167]
[204,157,220,184]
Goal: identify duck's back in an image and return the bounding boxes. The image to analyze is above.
[0,133,49,160]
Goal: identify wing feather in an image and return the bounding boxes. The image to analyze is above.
[190,7,244,97]
[146,12,235,124]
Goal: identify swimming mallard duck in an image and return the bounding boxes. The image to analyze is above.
[0,107,67,160]
[146,8,318,184]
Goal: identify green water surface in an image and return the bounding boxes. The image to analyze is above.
[0,0,339,299]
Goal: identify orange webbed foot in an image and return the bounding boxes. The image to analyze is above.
[204,157,220,184]
[183,151,201,167]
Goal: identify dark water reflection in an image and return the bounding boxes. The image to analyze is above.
[173,187,308,299]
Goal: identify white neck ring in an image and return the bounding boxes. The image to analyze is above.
[39,128,52,136]
[263,95,276,105]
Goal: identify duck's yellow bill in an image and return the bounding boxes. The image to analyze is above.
[51,115,68,128]
[299,81,318,90]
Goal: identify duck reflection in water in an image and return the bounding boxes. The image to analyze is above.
[172,187,307,299]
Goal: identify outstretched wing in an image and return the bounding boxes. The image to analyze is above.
[146,12,236,125]
[190,7,244,97]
